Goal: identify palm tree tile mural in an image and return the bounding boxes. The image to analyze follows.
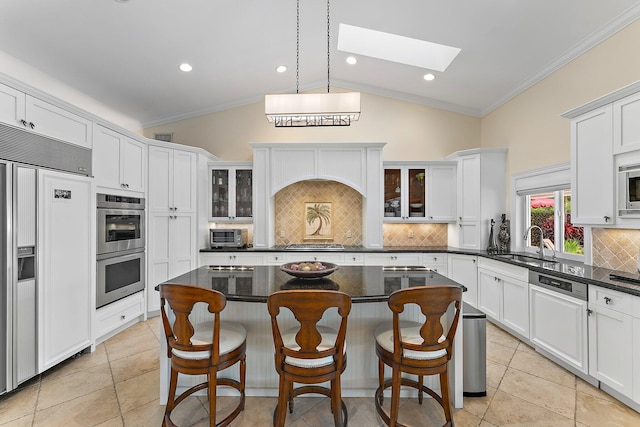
[305,202,333,240]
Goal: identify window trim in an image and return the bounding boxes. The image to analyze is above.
[511,163,587,262]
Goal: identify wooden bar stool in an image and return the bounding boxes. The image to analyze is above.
[160,284,246,427]
[374,285,462,427]
[267,289,351,427]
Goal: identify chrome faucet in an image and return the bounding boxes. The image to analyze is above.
[523,225,545,259]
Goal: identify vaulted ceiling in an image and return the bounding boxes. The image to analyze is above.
[1,0,639,128]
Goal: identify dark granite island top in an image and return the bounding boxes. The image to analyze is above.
[159,265,465,303]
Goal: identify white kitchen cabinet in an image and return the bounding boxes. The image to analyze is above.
[264,253,287,265]
[342,253,365,265]
[426,163,457,222]
[383,162,456,223]
[569,105,615,225]
[93,124,146,193]
[423,253,448,275]
[209,162,252,222]
[285,252,347,265]
[477,258,529,340]
[529,284,588,375]
[632,295,640,404]
[447,254,478,307]
[95,291,145,343]
[383,163,427,222]
[613,91,640,154]
[0,82,92,148]
[364,252,423,266]
[588,286,633,398]
[200,252,267,267]
[148,146,197,213]
[148,213,197,313]
[446,149,506,250]
[38,170,93,371]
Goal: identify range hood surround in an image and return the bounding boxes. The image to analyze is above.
[250,142,385,249]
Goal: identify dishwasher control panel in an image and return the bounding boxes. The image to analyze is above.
[529,271,587,301]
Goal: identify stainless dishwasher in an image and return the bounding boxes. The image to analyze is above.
[528,271,589,376]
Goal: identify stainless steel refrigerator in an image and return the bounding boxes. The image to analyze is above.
[1,162,38,395]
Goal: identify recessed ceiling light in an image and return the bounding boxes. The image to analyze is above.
[338,23,460,72]
[423,73,435,81]
[179,63,193,72]
[276,65,287,73]
[346,56,357,65]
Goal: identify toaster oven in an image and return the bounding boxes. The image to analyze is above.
[210,228,248,248]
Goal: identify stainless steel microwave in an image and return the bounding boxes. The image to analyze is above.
[210,228,248,248]
[619,164,640,214]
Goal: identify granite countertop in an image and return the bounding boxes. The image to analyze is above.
[200,246,640,297]
[159,265,465,303]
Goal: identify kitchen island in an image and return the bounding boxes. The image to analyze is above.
[158,265,466,407]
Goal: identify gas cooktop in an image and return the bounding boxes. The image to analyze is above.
[285,244,345,251]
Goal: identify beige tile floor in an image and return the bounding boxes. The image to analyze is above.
[2,317,640,426]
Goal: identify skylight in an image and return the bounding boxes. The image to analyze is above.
[337,24,460,72]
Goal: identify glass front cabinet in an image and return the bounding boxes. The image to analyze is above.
[383,162,457,223]
[384,163,427,222]
[209,162,253,222]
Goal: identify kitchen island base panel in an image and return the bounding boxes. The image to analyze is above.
[160,301,462,407]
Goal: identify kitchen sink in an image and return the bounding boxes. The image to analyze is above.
[493,253,558,264]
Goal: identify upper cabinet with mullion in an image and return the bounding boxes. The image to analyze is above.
[209,162,253,222]
[383,162,456,223]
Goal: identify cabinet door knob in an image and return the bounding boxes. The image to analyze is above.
[587,309,593,316]
[28,122,35,129]
[604,296,612,304]
[352,257,356,261]
[604,216,611,222]
[20,119,27,127]
[121,315,126,320]
[472,259,476,263]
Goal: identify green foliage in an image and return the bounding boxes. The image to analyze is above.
[564,238,584,255]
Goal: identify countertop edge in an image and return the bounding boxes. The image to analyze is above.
[200,246,640,297]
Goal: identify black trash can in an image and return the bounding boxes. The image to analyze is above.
[462,302,486,397]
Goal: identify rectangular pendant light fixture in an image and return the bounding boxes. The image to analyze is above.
[265,92,361,127]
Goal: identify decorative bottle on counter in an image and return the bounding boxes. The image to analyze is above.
[487,219,497,254]
[498,214,510,253]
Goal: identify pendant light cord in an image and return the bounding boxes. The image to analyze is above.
[296,0,331,95]
[296,0,300,94]
[327,0,330,93]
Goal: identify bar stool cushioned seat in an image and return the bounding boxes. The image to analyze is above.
[268,289,351,427]
[374,285,462,427]
[160,284,246,427]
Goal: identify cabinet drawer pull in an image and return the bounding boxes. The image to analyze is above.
[604,216,611,222]
[121,315,126,320]
[604,296,612,305]
[28,122,35,129]
[587,309,592,316]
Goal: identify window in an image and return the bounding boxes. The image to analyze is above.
[525,189,584,255]
[513,163,585,261]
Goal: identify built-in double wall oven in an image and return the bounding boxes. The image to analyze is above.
[96,194,145,308]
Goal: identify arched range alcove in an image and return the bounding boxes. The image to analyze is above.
[250,142,385,248]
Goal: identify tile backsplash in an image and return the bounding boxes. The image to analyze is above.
[213,180,448,248]
[274,181,363,246]
[592,228,640,273]
[383,223,448,247]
